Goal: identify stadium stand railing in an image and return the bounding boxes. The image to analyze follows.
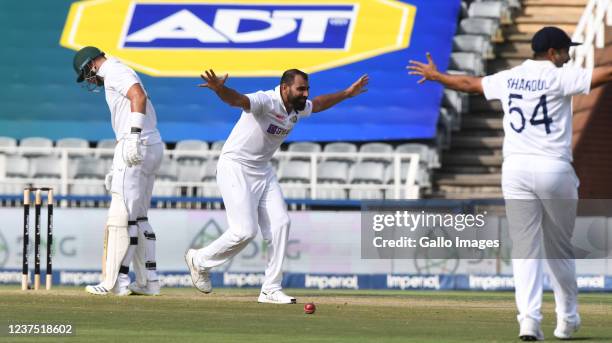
[570,0,611,68]
[0,139,426,206]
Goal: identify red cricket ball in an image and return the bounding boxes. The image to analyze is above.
[304,302,316,314]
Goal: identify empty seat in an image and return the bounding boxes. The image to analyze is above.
[350,162,386,184]
[5,155,29,178]
[73,157,105,179]
[279,160,310,183]
[453,34,494,59]
[0,136,17,155]
[317,161,349,183]
[178,164,204,182]
[443,89,469,116]
[157,157,179,180]
[56,138,90,158]
[201,160,217,182]
[322,142,357,164]
[175,139,208,164]
[450,52,485,76]
[385,163,431,188]
[396,143,434,171]
[458,18,500,38]
[359,142,394,164]
[469,1,511,24]
[153,158,179,197]
[19,137,53,157]
[287,142,321,161]
[348,162,386,200]
[209,140,225,160]
[95,139,116,159]
[316,161,349,200]
[30,157,62,178]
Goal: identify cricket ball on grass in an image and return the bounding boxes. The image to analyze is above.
[304,302,316,314]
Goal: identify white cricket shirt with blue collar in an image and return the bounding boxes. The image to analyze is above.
[221,86,313,168]
[481,59,592,162]
[97,57,162,144]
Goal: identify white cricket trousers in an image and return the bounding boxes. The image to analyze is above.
[111,140,163,284]
[195,157,290,293]
[502,155,580,326]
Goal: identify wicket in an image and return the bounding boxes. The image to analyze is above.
[22,187,54,291]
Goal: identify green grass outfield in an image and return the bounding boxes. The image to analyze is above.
[1,286,611,342]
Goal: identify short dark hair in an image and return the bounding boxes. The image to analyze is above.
[280,69,308,86]
[533,46,567,59]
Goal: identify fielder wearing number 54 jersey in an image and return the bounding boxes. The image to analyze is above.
[408,26,612,342]
[185,68,369,304]
[481,57,590,162]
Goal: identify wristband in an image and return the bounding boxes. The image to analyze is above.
[129,112,146,130]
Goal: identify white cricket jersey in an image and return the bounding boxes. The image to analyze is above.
[97,58,162,144]
[481,60,592,162]
[221,86,313,168]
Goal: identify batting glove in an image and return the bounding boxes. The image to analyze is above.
[124,133,143,167]
[104,170,113,192]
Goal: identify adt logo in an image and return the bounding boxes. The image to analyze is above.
[61,0,416,76]
[123,4,356,49]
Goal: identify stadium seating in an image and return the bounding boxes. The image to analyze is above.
[0,136,17,155]
[359,143,394,164]
[175,139,208,164]
[322,142,358,164]
[56,138,90,158]
[0,136,441,201]
[279,160,311,199]
[95,139,116,159]
[287,142,321,161]
[19,137,53,158]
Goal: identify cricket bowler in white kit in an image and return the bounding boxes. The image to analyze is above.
[408,27,612,341]
[72,47,164,296]
[185,69,369,304]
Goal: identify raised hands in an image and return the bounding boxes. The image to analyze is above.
[345,74,369,97]
[407,52,440,84]
[198,69,228,92]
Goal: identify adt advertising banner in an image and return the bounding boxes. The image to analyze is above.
[0,0,460,141]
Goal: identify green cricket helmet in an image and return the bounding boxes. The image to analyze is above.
[73,46,105,83]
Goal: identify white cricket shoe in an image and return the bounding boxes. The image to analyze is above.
[519,317,544,341]
[111,273,131,296]
[258,290,297,304]
[85,284,111,296]
[184,249,212,293]
[129,281,161,296]
[554,315,581,340]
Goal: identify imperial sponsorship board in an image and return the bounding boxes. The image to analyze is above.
[1,208,611,291]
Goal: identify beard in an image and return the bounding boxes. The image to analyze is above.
[290,95,308,111]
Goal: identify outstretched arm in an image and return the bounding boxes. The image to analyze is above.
[591,65,612,89]
[312,75,369,113]
[407,52,484,94]
[199,69,251,111]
